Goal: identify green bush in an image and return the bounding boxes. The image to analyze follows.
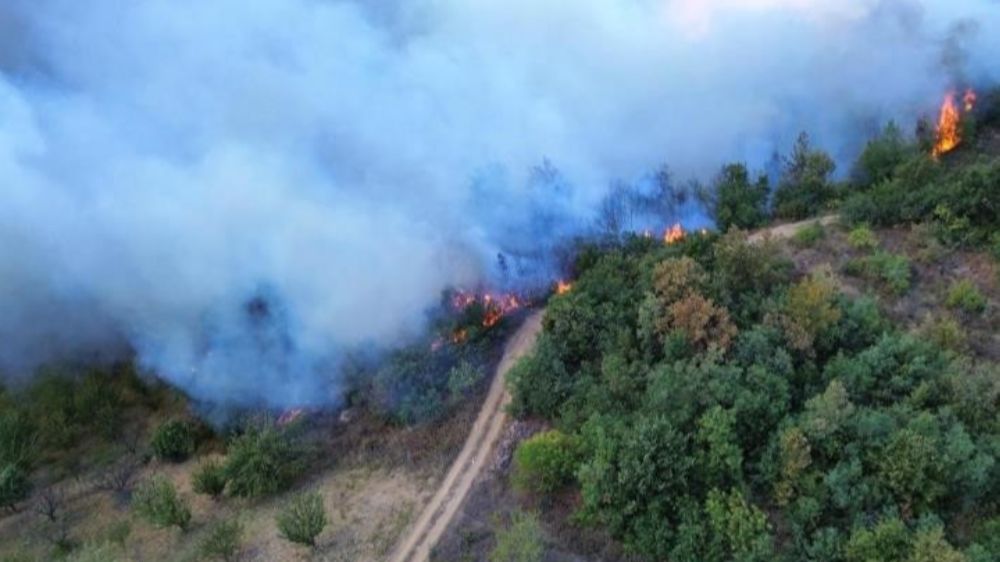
[490,510,544,562]
[845,252,911,294]
[446,361,482,406]
[132,476,191,531]
[199,519,243,561]
[192,459,227,498]
[945,280,987,313]
[852,121,911,189]
[791,222,825,247]
[0,411,35,469]
[223,423,303,498]
[512,430,580,494]
[104,519,131,549]
[150,420,197,462]
[707,163,770,231]
[773,133,837,220]
[276,492,327,547]
[917,314,967,353]
[846,225,878,250]
[65,542,122,562]
[0,463,31,510]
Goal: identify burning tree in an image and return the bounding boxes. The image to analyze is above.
[932,89,977,157]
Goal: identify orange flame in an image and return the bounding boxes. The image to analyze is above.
[556,280,573,295]
[932,89,976,157]
[453,290,522,328]
[663,223,685,244]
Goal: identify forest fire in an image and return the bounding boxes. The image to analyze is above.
[933,89,976,157]
[556,280,573,295]
[452,290,523,328]
[663,223,686,244]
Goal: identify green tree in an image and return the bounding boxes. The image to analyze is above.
[0,463,31,511]
[853,121,911,189]
[704,488,774,562]
[709,163,770,231]
[696,406,743,490]
[132,476,191,531]
[773,133,837,219]
[276,492,327,548]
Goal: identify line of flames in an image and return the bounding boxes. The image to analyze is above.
[933,88,977,158]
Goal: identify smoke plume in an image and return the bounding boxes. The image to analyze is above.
[0,0,997,407]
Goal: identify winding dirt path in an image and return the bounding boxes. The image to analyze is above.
[390,311,545,562]
[748,214,838,242]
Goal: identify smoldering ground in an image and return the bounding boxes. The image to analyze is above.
[0,0,996,407]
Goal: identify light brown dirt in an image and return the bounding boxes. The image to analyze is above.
[389,311,544,562]
[748,214,839,243]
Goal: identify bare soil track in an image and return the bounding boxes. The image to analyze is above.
[389,311,544,562]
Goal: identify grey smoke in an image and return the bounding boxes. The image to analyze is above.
[0,0,996,407]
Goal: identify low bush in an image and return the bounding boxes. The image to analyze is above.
[223,422,303,498]
[276,493,327,547]
[845,252,912,295]
[132,476,191,531]
[199,519,243,561]
[150,419,197,462]
[945,280,987,313]
[65,542,121,562]
[512,430,580,495]
[791,222,825,247]
[192,459,227,498]
[847,225,878,251]
[916,314,968,353]
[0,463,31,510]
[490,510,545,562]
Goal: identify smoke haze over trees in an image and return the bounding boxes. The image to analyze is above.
[0,0,997,406]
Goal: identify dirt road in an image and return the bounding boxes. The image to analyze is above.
[389,311,545,562]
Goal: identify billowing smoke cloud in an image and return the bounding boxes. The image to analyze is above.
[0,0,997,407]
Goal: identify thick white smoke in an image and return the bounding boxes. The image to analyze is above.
[0,0,996,407]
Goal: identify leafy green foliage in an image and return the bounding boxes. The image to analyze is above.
[132,476,191,531]
[847,224,879,250]
[845,252,912,294]
[792,222,826,247]
[707,163,770,231]
[0,463,31,510]
[490,510,544,562]
[514,220,1000,560]
[150,419,197,462]
[64,542,122,562]
[276,493,327,547]
[945,280,987,313]
[512,430,580,495]
[223,422,303,498]
[852,121,912,189]
[192,459,227,498]
[199,519,243,561]
[773,133,837,220]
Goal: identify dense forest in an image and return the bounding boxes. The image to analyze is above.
[505,91,1000,562]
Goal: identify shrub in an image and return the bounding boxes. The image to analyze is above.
[512,430,580,494]
[0,463,31,510]
[446,361,482,406]
[662,293,738,352]
[490,510,545,562]
[223,422,303,498]
[773,133,837,220]
[192,459,227,498]
[507,337,573,420]
[792,222,825,247]
[916,314,967,353]
[945,280,987,313]
[707,163,770,231]
[847,225,878,250]
[104,519,131,549]
[132,476,191,531]
[852,121,911,189]
[0,411,35,469]
[150,419,197,462]
[276,492,327,547]
[65,542,121,562]
[845,252,911,294]
[199,519,243,561]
